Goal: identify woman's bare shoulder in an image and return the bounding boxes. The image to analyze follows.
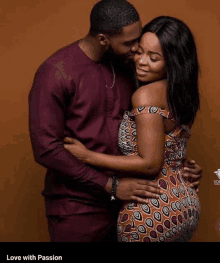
[132,79,168,108]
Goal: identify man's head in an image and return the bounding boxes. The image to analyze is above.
[89,0,142,60]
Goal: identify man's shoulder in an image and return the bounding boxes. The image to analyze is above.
[44,41,80,66]
[35,40,93,79]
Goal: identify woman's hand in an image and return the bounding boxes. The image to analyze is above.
[63,137,90,163]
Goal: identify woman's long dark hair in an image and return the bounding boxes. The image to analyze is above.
[142,16,200,125]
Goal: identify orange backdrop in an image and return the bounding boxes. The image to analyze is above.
[1,0,220,241]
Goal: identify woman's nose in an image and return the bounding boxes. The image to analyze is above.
[138,55,148,65]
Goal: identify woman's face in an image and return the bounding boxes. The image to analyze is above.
[134,32,166,84]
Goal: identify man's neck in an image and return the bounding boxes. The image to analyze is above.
[79,34,105,62]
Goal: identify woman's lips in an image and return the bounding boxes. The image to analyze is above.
[136,68,149,76]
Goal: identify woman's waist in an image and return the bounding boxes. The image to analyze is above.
[155,164,194,190]
[163,159,184,169]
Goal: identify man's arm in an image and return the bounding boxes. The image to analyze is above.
[28,62,109,194]
[183,158,202,192]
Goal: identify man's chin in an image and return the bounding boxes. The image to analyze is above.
[103,50,117,61]
[104,50,133,65]
[107,53,125,64]
[124,55,134,63]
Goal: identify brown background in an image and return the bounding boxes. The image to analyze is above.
[0,0,220,242]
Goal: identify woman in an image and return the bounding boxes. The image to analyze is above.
[64,16,201,242]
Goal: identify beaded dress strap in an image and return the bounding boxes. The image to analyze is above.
[130,106,191,135]
[130,106,175,121]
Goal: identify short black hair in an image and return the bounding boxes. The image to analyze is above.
[142,16,200,125]
[89,0,140,37]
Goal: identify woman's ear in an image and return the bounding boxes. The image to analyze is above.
[97,34,110,48]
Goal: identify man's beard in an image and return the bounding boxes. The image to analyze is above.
[104,45,133,65]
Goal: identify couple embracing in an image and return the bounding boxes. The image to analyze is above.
[29,0,202,242]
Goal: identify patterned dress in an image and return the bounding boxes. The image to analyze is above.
[117,106,201,242]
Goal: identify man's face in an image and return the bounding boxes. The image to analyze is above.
[107,20,142,62]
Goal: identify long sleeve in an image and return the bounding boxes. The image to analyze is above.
[28,62,109,194]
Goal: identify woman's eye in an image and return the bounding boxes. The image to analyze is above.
[150,57,157,62]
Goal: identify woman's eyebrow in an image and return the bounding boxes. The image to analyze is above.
[138,44,163,57]
[148,50,163,57]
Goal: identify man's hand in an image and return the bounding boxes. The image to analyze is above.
[183,159,202,192]
[105,177,164,204]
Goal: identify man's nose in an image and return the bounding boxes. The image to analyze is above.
[131,41,139,53]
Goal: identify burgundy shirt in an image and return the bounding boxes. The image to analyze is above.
[29,41,135,216]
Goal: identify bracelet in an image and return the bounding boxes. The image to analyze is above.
[111,176,119,201]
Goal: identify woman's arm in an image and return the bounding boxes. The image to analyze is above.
[65,116,164,176]
[64,81,167,177]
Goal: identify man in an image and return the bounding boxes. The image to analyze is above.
[29,0,201,242]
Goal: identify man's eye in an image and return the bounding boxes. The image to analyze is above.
[125,42,133,46]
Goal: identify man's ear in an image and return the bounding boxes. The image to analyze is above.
[97,34,110,48]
